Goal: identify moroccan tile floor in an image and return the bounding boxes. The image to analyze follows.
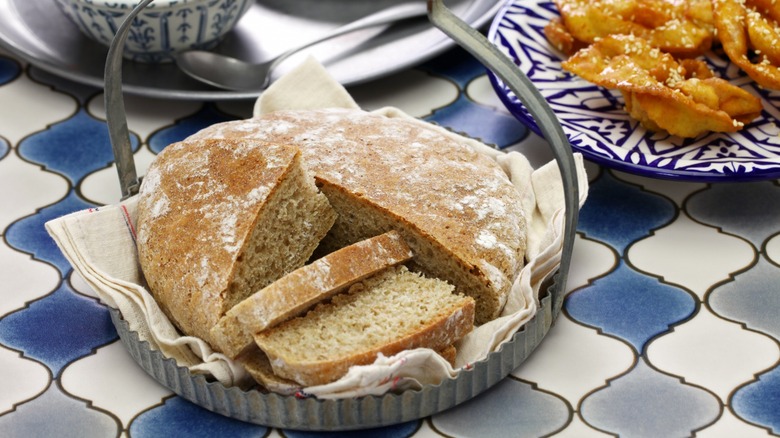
[1,44,779,437]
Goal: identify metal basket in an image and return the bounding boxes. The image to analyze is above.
[104,0,579,431]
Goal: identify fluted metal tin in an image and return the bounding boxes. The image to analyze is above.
[105,0,579,431]
[110,274,561,430]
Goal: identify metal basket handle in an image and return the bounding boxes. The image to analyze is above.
[427,0,579,313]
[104,0,153,200]
[106,0,579,310]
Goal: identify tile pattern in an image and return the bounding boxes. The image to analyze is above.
[1,45,779,437]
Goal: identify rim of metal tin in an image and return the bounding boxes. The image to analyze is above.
[109,273,562,430]
[104,0,579,431]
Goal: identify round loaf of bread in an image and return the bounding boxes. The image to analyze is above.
[189,108,527,323]
[135,137,337,345]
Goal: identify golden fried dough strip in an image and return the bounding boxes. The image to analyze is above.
[714,0,780,90]
[554,0,646,42]
[544,17,587,55]
[562,35,762,137]
[695,78,764,124]
[678,59,715,79]
[745,0,780,23]
[624,92,736,137]
[553,0,714,56]
[746,7,780,65]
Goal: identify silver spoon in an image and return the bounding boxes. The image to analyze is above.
[176,2,428,91]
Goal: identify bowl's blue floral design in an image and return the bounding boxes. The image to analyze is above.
[54,0,252,63]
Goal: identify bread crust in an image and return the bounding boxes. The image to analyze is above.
[253,266,476,387]
[188,109,527,323]
[238,343,458,391]
[238,348,300,395]
[210,231,414,358]
[257,299,474,387]
[136,138,335,344]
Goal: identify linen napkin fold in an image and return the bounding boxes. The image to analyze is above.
[46,57,588,398]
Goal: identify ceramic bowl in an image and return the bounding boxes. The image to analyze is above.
[54,0,253,63]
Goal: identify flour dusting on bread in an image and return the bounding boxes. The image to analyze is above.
[136,108,529,391]
[189,108,527,323]
[210,231,414,358]
[136,138,336,345]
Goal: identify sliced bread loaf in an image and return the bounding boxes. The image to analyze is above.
[253,265,475,387]
[136,138,337,345]
[188,108,527,323]
[210,230,414,358]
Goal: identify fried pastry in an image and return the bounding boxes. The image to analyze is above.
[547,0,714,56]
[562,35,762,137]
[714,0,780,90]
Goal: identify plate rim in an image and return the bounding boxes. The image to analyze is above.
[0,0,502,101]
[487,0,780,182]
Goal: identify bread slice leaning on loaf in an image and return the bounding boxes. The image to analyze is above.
[238,341,459,392]
[254,265,475,387]
[210,230,414,358]
[135,138,337,345]
[188,108,527,324]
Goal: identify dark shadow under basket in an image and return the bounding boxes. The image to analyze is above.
[110,273,564,431]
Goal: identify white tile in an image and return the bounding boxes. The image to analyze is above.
[0,75,76,145]
[582,160,603,183]
[0,152,67,231]
[414,420,446,437]
[567,234,617,293]
[0,345,50,414]
[512,314,634,406]
[647,307,780,402]
[68,270,97,300]
[86,93,202,140]
[502,129,557,169]
[60,341,172,429]
[431,378,569,437]
[766,234,780,266]
[553,414,613,438]
[349,69,458,117]
[694,408,774,438]
[79,147,158,206]
[629,213,755,299]
[0,241,60,316]
[613,171,707,206]
[467,74,511,115]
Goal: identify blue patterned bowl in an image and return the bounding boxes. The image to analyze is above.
[54,0,253,63]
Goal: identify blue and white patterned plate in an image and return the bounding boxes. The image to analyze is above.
[487,0,780,181]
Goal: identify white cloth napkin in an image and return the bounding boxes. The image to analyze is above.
[46,57,588,398]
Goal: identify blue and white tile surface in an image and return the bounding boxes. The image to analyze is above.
[1,45,779,437]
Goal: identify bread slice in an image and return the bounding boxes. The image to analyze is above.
[210,230,414,358]
[136,138,337,345]
[438,344,457,366]
[238,349,300,395]
[239,342,458,393]
[188,108,527,324]
[254,265,475,387]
